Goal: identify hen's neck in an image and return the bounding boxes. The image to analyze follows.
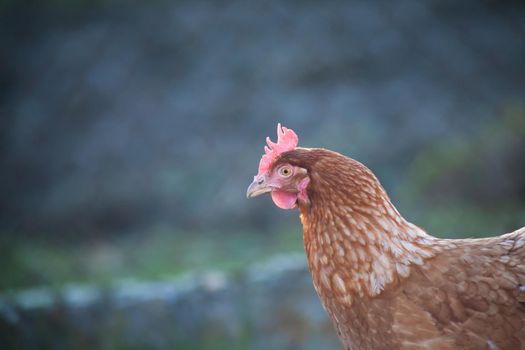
[298,170,452,303]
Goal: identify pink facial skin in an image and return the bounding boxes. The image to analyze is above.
[271,190,298,209]
[252,123,307,209]
[297,177,310,204]
[267,165,310,210]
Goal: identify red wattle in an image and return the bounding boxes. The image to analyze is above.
[271,190,298,209]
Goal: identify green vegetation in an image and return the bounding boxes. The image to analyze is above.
[0,227,303,292]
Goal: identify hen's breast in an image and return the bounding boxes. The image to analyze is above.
[306,225,525,350]
[318,290,401,350]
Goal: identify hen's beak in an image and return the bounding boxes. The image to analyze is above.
[246,175,272,198]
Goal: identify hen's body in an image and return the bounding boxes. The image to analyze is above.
[305,225,525,349]
[248,131,525,350]
[285,149,525,349]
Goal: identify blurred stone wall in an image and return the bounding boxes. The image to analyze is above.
[0,254,340,350]
[1,0,524,236]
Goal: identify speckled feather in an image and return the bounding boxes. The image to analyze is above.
[274,148,525,350]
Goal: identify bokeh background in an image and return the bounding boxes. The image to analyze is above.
[1,0,525,349]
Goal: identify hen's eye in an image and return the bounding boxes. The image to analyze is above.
[279,166,293,177]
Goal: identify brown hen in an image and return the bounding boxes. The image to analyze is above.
[247,124,525,350]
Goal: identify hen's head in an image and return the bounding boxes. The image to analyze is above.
[247,123,388,213]
[246,123,311,209]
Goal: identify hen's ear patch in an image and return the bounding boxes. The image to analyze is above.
[257,123,298,176]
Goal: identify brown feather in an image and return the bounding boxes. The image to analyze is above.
[274,148,525,350]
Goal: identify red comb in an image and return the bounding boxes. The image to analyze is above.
[257,123,298,176]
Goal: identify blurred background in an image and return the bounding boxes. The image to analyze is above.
[1,0,524,349]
